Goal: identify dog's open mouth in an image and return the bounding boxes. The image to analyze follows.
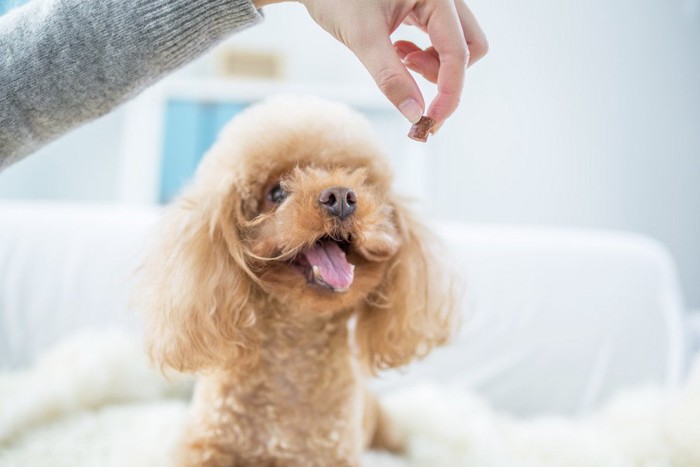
[292,237,354,293]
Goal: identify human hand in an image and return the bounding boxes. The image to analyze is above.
[253,0,488,132]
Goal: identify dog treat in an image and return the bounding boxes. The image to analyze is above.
[407,116,435,142]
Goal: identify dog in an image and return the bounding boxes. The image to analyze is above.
[134,95,456,466]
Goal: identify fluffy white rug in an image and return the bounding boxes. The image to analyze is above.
[1,331,699,467]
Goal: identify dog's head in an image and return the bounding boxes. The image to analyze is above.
[136,96,455,373]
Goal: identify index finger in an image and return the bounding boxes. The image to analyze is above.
[424,0,469,125]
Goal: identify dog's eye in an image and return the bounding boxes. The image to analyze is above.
[268,183,288,204]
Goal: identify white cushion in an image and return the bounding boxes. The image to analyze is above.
[375,223,687,416]
[0,202,159,368]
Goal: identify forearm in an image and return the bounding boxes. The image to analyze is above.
[0,0,262,168]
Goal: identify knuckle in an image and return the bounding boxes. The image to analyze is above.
[446,42,470,66]
[374,66,404,96]
[470,36,489,62]
[460,43,470,64]
[463,46,471,66]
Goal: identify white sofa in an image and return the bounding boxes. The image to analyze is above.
[0,201,689,417]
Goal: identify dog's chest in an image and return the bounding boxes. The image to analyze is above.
[193,323,365,464]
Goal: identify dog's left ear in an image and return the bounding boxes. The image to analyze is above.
[355,198,458,372]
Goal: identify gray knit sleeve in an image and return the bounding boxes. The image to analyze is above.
[0,0,262,168]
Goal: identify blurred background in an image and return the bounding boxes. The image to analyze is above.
[1,0,698,312]
[1,0,700,428]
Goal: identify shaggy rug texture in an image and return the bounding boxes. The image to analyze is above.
[1,331,699,467]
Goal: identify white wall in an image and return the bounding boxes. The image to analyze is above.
[1,0,699,306]
[0,110,124,201]
[436,0,700,307]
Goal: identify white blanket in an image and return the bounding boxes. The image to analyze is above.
[1,331,699,467]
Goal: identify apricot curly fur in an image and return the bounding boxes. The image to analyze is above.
[132,95,457,466]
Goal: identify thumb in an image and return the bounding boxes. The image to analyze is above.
[351,35,425,123]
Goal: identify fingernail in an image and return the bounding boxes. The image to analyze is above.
[402,59,420,75]
[398,98,423,124]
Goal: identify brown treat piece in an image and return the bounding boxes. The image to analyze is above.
[407,116,435,142]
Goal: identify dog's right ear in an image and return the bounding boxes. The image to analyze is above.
[133,185,259,373]
[354,198,458,373]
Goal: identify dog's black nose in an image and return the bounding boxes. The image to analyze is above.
[319,186,357,220]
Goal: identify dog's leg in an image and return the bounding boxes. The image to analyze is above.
[363,391,406,454]
[174,378,244,467]
[176,438,238,467]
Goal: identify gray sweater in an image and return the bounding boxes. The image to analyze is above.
[0,0,262,169]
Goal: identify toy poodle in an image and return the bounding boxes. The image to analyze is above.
[134,95,456,466]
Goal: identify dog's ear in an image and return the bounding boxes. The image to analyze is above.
[355,198,457,372]
[134,185,259,373]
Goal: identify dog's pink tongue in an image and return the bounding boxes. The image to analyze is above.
[303,241,354,291]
